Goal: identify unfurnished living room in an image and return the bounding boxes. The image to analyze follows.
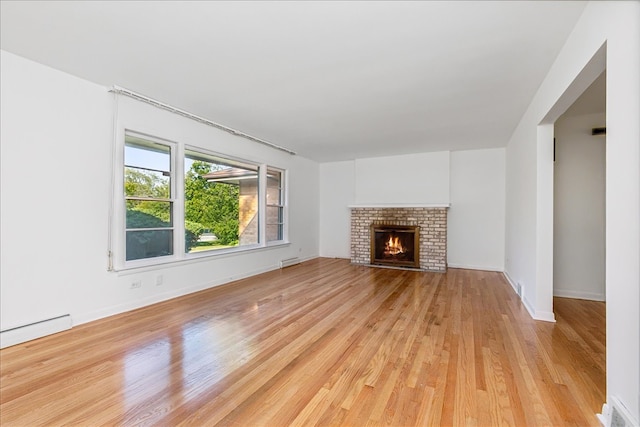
[0,1,638,426]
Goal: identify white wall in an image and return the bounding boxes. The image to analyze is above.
[354,151,450,205]
[448,148,505,271]
[0,51,112,332]
[0,50,319,333]
[554,112,606,301]
[319,149,506,271]
[505,1,640,420]
[319,161,354,258]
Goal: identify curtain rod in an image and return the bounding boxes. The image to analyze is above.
[108,85,296,155]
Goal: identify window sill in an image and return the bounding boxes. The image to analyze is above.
[113,240,291,275]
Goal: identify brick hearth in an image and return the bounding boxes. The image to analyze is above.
[350,207,448,272]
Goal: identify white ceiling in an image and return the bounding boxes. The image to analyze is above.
[0,1,587,162]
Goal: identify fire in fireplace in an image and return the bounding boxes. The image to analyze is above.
[370,224,420,269]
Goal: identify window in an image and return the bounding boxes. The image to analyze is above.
[124,135,174,261]
[184,149,259,254]
[116,131,287,269]
[266,168,284,242]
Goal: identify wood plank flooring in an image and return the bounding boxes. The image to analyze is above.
[0,258,605,426]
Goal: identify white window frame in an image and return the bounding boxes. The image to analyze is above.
[183,146,263,257]
[265,166,287,244]
[114,131,178,270]
[111,130,289,271]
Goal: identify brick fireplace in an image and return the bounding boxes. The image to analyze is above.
[350,206,448,272]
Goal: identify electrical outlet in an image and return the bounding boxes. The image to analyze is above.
[156,275,163,286]
[130,280,142,289]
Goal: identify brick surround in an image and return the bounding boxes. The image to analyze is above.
[350,207,448,272]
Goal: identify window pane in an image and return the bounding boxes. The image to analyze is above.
[266,206,283,241]
[184,151,259,253]
[126,230,173,261]
[266,168,284,242]
[266,224,283,242]
[124,133,173,264]
[266,205,283,222]
[125,136,171,199]
[266,170,282,206]
[126,201,172,228]
[125,137,170,171]
[125,166,170,198]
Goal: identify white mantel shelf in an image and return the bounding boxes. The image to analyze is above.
[348,203,450,209]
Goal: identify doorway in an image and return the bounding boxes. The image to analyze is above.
[553,71,606,302]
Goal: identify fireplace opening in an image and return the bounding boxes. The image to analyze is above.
[370,224,420,269]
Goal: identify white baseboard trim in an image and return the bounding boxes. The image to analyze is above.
[447,263,504,272]
[2,256,324,347]
[1,314,72,349]
[533,309,556,322]
[503,271,556,322]
[522,295,556,322]
[553,288,605,302]
[74,264,282,326]
[74,256,319,327]
[521,294,537,318]
[502,271,520,295]
[319,253,351,259]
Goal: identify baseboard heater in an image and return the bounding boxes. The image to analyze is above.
[280,257,301,268]
[0,314,72,349]
[597,396,639,427]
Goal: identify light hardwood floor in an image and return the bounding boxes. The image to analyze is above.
[0,258,605,426]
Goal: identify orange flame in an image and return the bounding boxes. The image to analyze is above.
[385,235,404,255]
